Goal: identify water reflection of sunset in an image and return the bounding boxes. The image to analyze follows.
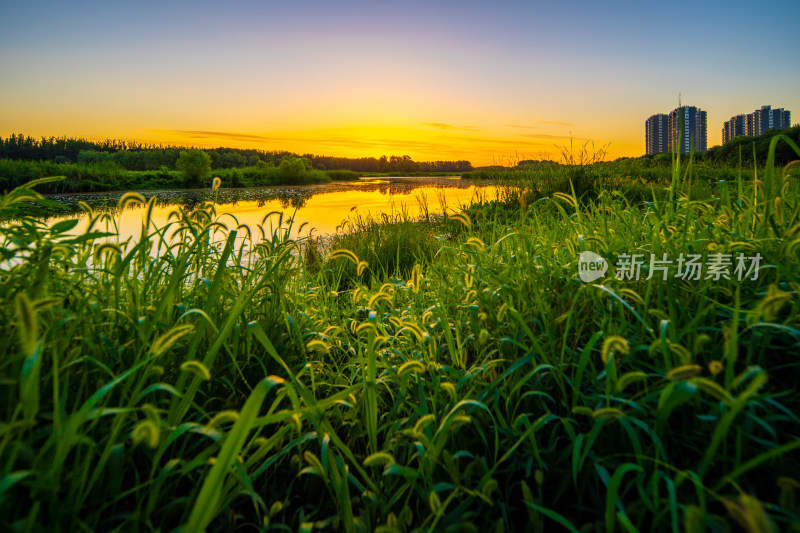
[47,183,501,252]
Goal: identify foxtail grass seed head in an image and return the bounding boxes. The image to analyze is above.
[180,360,212,381]
[329,248,359,264]
[15,292,37,354]
[151,324,194,357]
[364,452,396,467]
[601,335,629,364]
[667,364,703,381]
[592,407,626,419]
[690,377,733,406]
[205,410,239,431]
[132,420,160,448]
[572,406,593,417]
[118,191,147,210]
[449,211,471,226]
[617,371,647,392]
[306,339,330,354]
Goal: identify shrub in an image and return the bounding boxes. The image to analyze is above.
[176,149,212,188]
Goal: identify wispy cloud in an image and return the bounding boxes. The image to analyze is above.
[518,133,584,141]
[148,128,466,154]
[505,120,574,129]
[538,120,573,127]
[419,122,478,131]
[147,129,276,143]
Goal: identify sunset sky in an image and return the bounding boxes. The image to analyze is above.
[1,0,799,166]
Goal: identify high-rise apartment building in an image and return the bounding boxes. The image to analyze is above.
[644,105,707,154]
[645,114,669,155]
[668,106,707,154]
[753,105,791,136]
[722,105,792,144]
[722,115,746,144]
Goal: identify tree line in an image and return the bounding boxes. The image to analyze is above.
[703,124,800,167]
[636,125,800,167]
[0,134,473,173]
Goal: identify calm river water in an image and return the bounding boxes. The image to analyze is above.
[43,176,502,246]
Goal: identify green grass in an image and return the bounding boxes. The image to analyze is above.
[2,136,800,532]
[0,159,360,194]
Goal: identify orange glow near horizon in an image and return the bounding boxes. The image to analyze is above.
[2,121,639,167]
[150,124,640,166]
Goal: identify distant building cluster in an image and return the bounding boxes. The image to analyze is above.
[722,105,791,144]
[645,106,707,155]
[646,103,793,155]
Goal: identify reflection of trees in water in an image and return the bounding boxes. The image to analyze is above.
[47,177,480,214]
[376,183,415,196]
[371,181,471,197]
[278,195,308,209]
[154,189,313,210]
[161,192,203,210]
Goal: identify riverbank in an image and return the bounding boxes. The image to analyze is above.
[0,157,355,194]
[0,153,471,195]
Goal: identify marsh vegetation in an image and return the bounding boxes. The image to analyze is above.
[1,137,800,531]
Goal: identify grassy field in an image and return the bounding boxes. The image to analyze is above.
[2,138,800,532]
